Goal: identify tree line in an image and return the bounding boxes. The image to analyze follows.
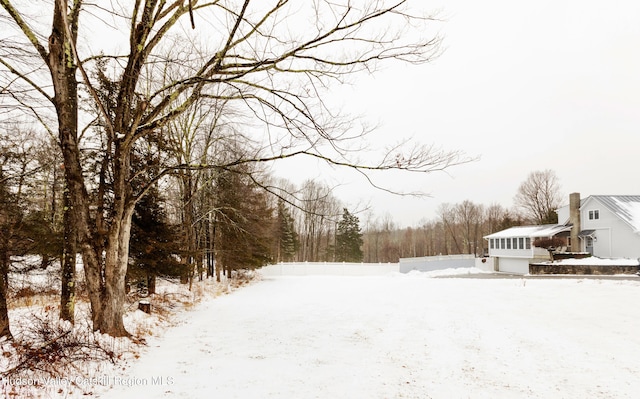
[362,169,563,263]
[274,169,560,265]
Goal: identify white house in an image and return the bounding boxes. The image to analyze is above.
[556,195,640,259]
[485,194,640,274]
[484,224,571,274]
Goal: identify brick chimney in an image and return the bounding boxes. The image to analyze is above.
[569,192,581,252]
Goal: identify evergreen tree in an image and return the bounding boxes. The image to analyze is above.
[0,165,18,339]
[335,208,364,262]
[128,187,183,294]
[215,169,275,276]
[0,144,35,337]
[275,199,298,262]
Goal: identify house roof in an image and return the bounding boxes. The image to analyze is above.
[484,224,572,239]
[588,195,640,233]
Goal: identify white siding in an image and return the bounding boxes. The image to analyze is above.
[556,204,570,224]
[490,248,532,258]
[475,257,496,272]
[591,228,612,257]
[612,231,640,259]
[497,257,530,274]
[582,200,640,258]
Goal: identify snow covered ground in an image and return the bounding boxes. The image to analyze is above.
[88,271,640,399]
[542,257,640,266]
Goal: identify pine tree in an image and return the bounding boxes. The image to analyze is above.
[129,187,183,294]
[275,199,298,262]
[0,166,17,339]
[335,208,364,262]
[215,169,275,276]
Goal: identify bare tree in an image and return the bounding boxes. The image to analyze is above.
[295,180,341,262]
[484,203,507,235]
[377,213,400,262]
[455,200,483,255]
[1,1,466,336]
[362,211,379,262]
[419,220,441,256]
[514,170,562,224]
[437,203,460,254]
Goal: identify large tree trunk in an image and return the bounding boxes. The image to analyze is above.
[91,140,135,337]
[46,1,116,335]
[60,188,76,323]
[180,171,198,287]
[146,273,156,295]
[0,243,12,340]
[49,9,132,335]
[96,208,133,337]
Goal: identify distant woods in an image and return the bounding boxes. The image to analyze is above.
[362,169,562,262]
[0,135,554,274]
[362,201,526,263]
[0,135,527,275]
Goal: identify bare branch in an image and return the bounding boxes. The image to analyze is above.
[0,0,49,61]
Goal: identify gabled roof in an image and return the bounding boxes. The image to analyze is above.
[484,224,571,239]
[589,195,640,233]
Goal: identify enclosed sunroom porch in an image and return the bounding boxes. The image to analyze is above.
[484,224,572,273]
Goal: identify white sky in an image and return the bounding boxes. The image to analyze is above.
[272,0,640,227]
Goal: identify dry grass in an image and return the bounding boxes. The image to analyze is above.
[10,293,59,309]
[2,267,260,398]
[0,307,122,399]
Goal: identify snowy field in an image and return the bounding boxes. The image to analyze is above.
[93,272,640,399]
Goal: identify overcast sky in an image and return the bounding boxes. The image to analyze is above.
[274,0,640,227]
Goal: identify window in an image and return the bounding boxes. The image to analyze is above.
[501,238,505,249]
[506,238,511,249]
[519,237,524,249]
[525,238,531,249]
[588,210,600,220]
[490,239,494,249]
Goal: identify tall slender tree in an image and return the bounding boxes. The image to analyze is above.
[274,199,298,263]
[0,157,18,339]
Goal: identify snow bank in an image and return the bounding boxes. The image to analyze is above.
[260,262,399,276]
[404,267,492,278]
[544,257,640,266]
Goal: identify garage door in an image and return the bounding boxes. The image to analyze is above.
[498,257,530,274]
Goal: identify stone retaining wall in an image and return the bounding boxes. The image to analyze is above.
[529,263,640,275]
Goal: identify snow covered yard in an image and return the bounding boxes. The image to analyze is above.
[93,273,640,399]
